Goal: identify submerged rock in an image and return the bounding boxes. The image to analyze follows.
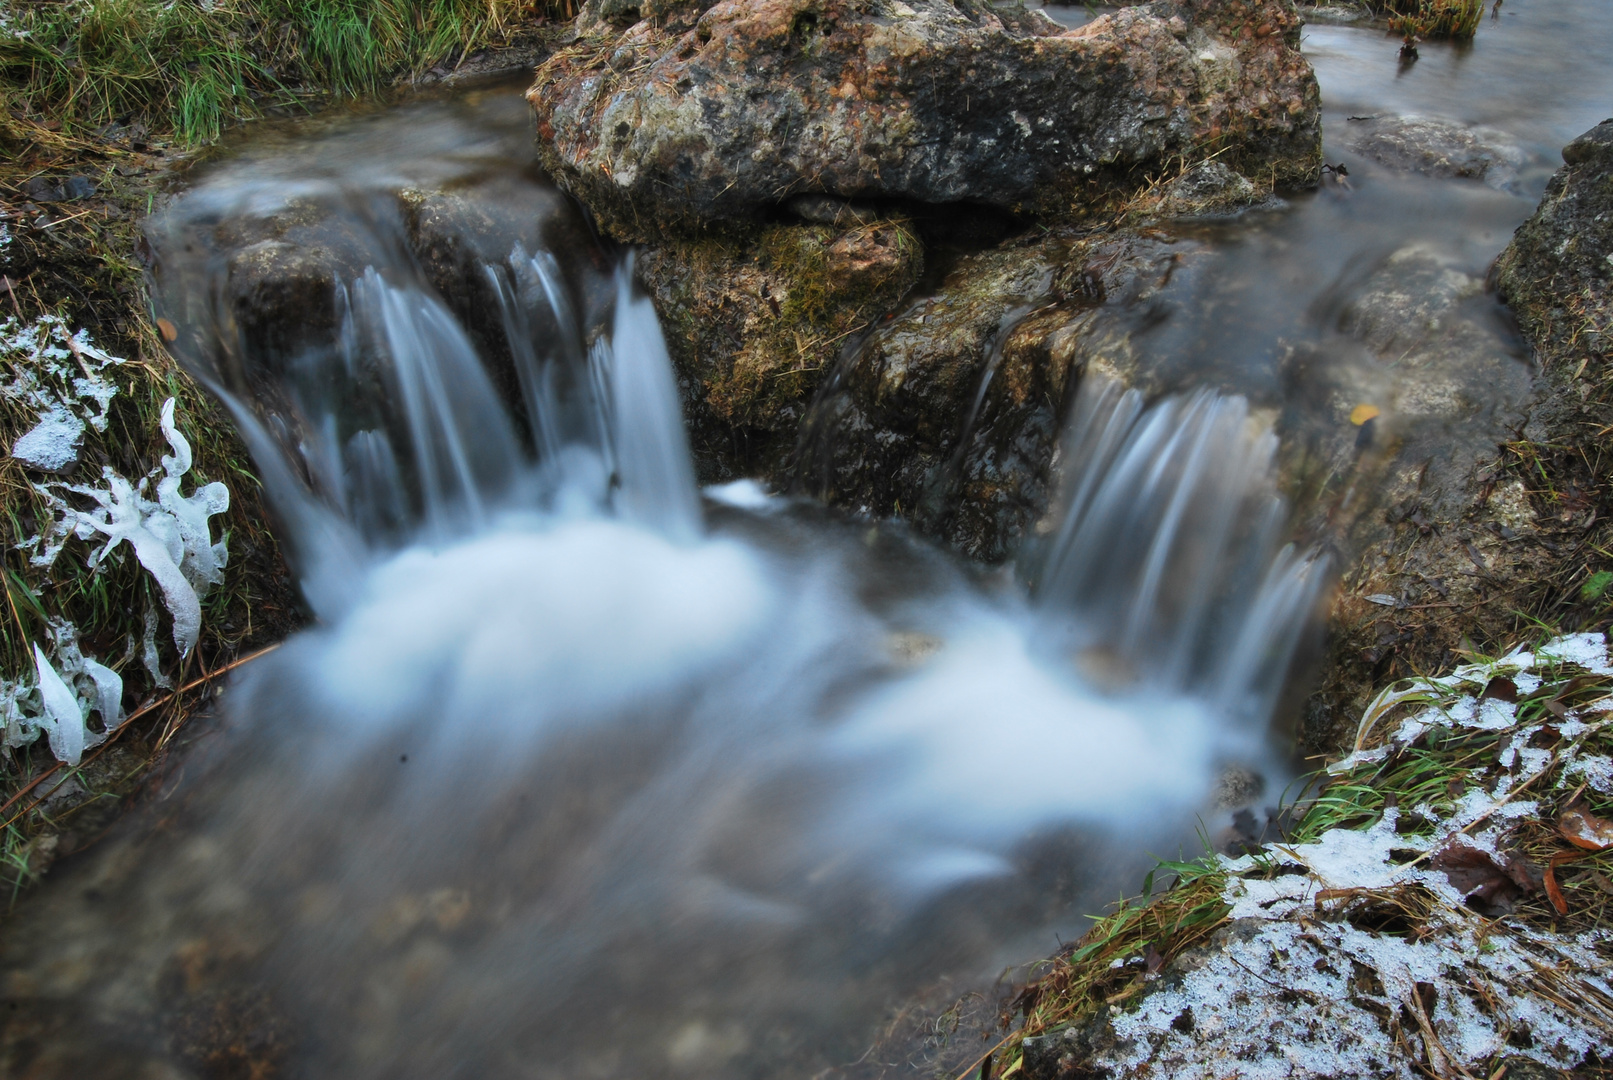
[529,0,1321,240]
[1342,114,1523,189]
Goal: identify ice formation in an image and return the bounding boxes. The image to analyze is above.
[2,313,121,439]
[1,623,125,767]
[10,407,84,473]
[61,398,230,658]
[3,316,229,763]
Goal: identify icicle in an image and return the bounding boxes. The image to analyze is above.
[32,644,85,767]
[142,605,172,689]
[156,398,231,591]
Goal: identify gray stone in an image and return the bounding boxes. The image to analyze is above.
[529,0,1321,240]
[1342,114,1524,189]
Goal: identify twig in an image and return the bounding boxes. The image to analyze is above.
[0,643,279,832]
[38,206,99,229]
[949,1033,1017,1080]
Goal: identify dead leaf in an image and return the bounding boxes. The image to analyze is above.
[1350,403,1381,426]
[1429,843,1539,915]
[1544,851,1581,916]
[1558,805,1613,851]
[156,317,178,342]
[1481,676,1518,703]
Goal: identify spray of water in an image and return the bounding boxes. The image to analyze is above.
[0,119,1327,1078]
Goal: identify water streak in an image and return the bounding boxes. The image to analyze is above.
[0,95,1327,1079]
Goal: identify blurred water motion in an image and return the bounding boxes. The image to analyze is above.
[0,85,1336,1080]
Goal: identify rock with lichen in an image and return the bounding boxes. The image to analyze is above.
[1494,117,1613,367]
[637,216,923,479]
[528,0,1322,242]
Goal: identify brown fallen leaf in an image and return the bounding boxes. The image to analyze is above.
[1481,676,1518,703]
[1429,843,1540,915]
[1558,805,1613,851]
[1544,851,1582,916]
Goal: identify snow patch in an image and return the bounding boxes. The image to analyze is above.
[10,407,84,472]
[1091,632,1613,1079]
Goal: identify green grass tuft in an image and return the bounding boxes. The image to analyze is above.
[1,0,570,147]
[1375,0,1486,41]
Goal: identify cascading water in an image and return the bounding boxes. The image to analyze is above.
[0,90,1327,1079]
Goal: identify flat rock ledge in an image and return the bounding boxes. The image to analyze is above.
[527,0,1321,240]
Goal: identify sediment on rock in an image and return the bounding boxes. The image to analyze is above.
[528,0,1321,242]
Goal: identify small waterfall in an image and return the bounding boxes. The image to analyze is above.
[1030,377,1327,731]
[341,267,524,536]
[7,113,1332,1078]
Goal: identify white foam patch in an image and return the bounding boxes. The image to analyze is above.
[317,517,777,734]
[704,479,778,511]
[831,623,1215,838]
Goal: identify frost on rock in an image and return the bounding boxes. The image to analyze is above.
[1073,633,1613,1080]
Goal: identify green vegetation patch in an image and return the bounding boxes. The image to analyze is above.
[987,634,1613,1079]
[1377,0,1486,41]
[1,0,564,147]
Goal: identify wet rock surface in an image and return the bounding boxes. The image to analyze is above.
[1495,117,1613,361]
[1341,114,1524,189]
[528,0,1321,240]
[795,230,1183,561]
[638,216,923,479]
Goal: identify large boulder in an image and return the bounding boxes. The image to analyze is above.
[1494,117,1613,362]
[528,0,1322,240]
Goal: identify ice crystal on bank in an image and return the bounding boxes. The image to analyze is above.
[1,622,125,767]
[4,315,229,764]
[65,398,231,658]
[2,313,121,439]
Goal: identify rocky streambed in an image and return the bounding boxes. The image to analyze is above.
[520,0,1613,752]
[4,0,1613,1076]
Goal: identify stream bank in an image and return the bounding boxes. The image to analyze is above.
[0,18,564,893]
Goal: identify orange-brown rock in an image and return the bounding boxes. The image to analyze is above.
[528,0,1321,241]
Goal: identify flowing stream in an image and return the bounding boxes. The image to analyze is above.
[3,4,1610,1077]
